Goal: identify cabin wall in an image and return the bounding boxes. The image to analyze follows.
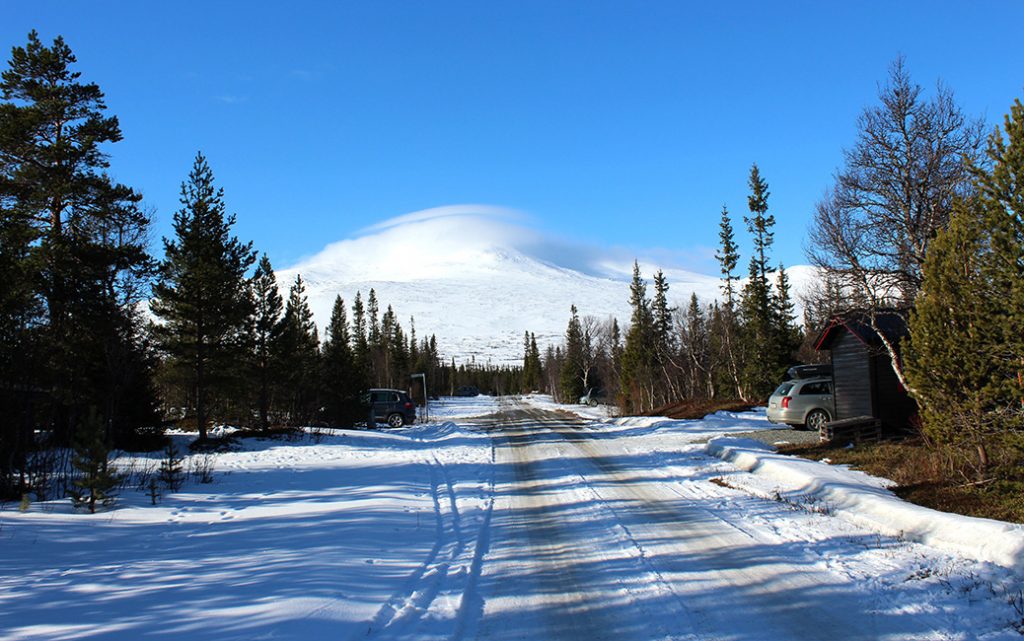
[871,351,917,429]
[829,331,873,420]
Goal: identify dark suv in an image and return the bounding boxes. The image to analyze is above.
[361,389,417,428]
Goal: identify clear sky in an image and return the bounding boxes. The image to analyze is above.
[4,2,1023,273]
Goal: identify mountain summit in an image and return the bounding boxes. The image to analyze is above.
[280,206,812,364]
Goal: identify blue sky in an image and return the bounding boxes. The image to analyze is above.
[4,2,1023,273]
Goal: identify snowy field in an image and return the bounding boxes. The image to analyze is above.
[2,395,1023,640]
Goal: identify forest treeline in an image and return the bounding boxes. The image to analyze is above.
[3,31,1023,506]
[0,33,459,500]
[529,164,802,414]
[536,58,1024,486]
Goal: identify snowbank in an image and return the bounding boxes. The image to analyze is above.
[708,436,1024,570]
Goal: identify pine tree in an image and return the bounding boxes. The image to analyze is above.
[151,153,256,441]
[67,410,118,513]
[278,274,320,425]
[250,255,283,430]
[0,31,157,450]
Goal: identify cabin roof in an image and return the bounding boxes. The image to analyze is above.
[814,311,908,351]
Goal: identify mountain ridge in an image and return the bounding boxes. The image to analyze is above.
[279,207,817,365]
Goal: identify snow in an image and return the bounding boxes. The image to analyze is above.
[2,397,1022,639]
[277,207,820,364]
[707,434,1024,570]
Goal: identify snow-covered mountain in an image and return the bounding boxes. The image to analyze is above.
[279,205,818,365]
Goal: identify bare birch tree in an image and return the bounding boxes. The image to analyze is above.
[806,57,984,391]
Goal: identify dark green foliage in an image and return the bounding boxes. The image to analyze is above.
[67,410,118,513]
[559,305,585,402]
[151,153,256,440]
[159,441,185,492]
[714,206,744,399]
[738,164,794,400]
[906,98,1024,478]
[522,331,543,392]
[620,261,657,411]
[772,265,802,365]
[321,295,360,425]
[1,32,159,495]
[277,274,320,425]
[250,255,284,430]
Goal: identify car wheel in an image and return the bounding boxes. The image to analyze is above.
[805,409,829,432]
[387,413,405,428]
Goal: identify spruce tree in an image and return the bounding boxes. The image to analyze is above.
[906,98,1024,477]
[277,274,320,425]
[560,305,586,402]
[250,254,283,431]
[621,261,656,411]
[151,153,256,441]
[351,291,370,388]
[772,264,802,366]
[522,331,543,392]
[321,295,356,425]
[715,205,744,399]
[739,164,781,400]
[652,270,675,363]
[68,410,118,513]
[158,442,185,492]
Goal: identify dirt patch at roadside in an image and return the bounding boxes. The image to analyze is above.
[642,399,753,420]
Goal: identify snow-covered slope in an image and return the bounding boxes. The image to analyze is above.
[280,205,818,364]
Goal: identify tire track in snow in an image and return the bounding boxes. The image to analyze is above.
[356,425,496,640]
[451,418,498,641]
[354,455,455,639]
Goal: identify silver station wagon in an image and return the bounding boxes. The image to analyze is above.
[767,377,835,431]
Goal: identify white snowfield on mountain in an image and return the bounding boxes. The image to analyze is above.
[279,205,819,364]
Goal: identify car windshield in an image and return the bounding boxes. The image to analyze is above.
[774,382,794,396]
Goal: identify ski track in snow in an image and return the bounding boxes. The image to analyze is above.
[1,395,1021,640]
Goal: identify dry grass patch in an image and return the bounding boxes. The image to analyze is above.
[778,438,1024,524]
[644,399,753,420]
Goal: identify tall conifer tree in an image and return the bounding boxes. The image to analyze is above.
[277,274,319,425]
[250,254,283,430]
[1,31,157,449]
[151,153,255,441]
[322,295,356,425]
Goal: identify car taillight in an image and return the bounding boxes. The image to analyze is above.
[781,396,792,409]
[405,402,413,409]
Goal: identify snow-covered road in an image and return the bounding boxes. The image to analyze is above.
[1,395,1020,640]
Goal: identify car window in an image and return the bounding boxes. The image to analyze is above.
[774,382,794,396]
[390,393,400,403]
[799,382,829,395]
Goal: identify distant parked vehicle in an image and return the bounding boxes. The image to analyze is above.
[766,377,835,431]
[360,388,416,428]
[578,388,600,406]
[454,386,480,397]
